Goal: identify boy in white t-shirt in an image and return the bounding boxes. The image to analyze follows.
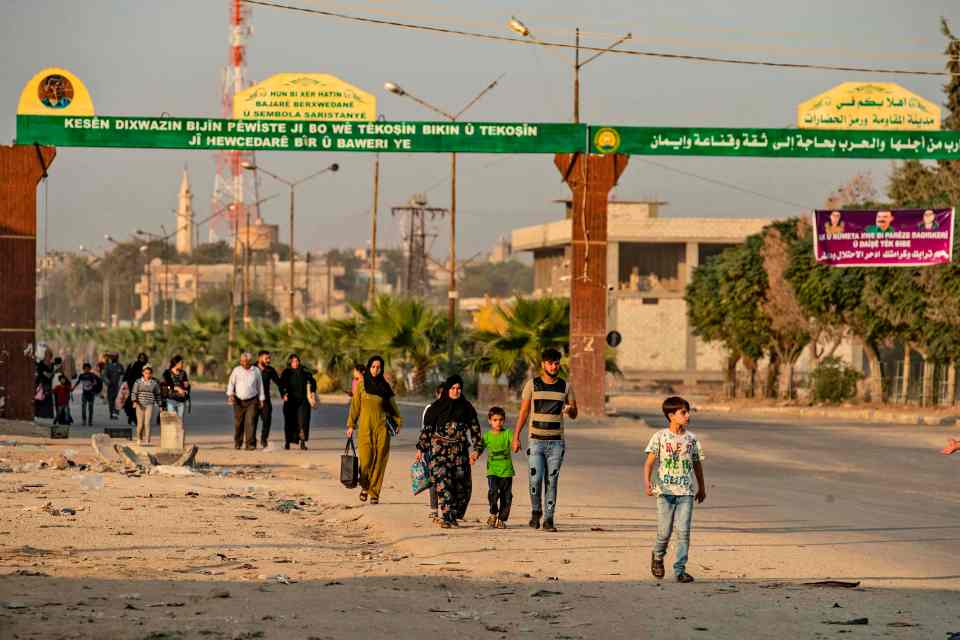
[644,396,706,583]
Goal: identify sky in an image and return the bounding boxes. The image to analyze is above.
[3,0,959,259]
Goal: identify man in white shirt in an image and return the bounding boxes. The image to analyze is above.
[227,352,265,450]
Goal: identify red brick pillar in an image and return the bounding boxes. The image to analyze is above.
[0,145,55,421]
[555,152,628,417]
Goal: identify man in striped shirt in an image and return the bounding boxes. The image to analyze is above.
[512,348,578,532]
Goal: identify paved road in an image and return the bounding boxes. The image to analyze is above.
[73,389,959,585]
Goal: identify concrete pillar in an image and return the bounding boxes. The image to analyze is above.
[0,145,55,421]
[555,153,629,417]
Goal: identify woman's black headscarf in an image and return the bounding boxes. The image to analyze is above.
[423,374,477,427]
[363,355,394,400]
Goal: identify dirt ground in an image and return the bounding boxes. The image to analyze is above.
[1,425,958,640]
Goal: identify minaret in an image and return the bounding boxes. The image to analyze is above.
[176,166,194,255]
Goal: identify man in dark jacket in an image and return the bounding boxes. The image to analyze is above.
[255,350,282,449]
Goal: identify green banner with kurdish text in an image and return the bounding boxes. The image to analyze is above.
[16,115,960,159]
[589,125,960,159]
[16,115,585,154]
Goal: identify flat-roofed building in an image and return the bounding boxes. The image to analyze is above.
[512,200,774,389]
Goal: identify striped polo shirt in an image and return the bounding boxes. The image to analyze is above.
[522,376,575,440]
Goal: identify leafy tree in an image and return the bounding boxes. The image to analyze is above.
[787,230,892,403]
[355,295,447,393]
[459,261,533,298]
[686,245,768,398]
[760,219,815,399]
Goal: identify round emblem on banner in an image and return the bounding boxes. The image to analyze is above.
[593,127,621,154]
[38,74,74,109]
[606,330,623,348]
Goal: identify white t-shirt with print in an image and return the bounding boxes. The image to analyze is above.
[644,429,704,496]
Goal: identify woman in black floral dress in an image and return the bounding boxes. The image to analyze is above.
[417,375,484,528]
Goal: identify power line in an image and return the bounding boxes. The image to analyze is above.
[633,158,809,210]
[244,0,956,76]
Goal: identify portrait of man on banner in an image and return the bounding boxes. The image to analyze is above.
[864,210,896,235]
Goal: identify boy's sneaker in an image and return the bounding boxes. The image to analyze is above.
[651,553,665,579]
[495,518,507,529]
[542,518,557,532]
[486,515,497,528]
[529,512,541,529]
[676,572,695,583]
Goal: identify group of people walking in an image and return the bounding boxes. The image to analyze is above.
[343,348,579,531]
[342,347,708,583]
[33,350,190,439]
[226,351,318,451]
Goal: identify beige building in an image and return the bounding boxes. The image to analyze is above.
[135,253,346,327]
[512,200,774,388]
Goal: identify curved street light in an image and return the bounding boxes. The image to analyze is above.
[240,161,340,327]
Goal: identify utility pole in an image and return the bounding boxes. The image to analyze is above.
[241,162,339,325]
[369,152,380,308]
[385,76,503,370]
[288,186,295,322]
[326,250,332,317]
[508,18,629,123]
[391,197,445,297]
[227,203,241,362]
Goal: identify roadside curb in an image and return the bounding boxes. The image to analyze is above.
[611,397,960,426]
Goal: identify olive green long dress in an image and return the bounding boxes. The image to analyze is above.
[346,381,403,501]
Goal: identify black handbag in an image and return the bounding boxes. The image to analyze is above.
[340,437,360,488]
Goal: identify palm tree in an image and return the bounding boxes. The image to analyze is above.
[469,297,621,388]
[470,297,569,381]
[359,295,446,393]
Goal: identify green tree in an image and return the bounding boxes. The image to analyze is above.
[459,260,533,298]
[355,295,447,393]
[686,245,768,398]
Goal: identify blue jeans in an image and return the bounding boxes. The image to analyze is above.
[653,494,694,576]
[165,400,186,418]
[527,439,565,519]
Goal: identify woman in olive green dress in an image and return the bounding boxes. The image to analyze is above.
[346,355,403,504]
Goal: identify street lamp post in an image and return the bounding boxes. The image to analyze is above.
[507,18,630,123]
[385,76,503,370]
[242,162,339,324]
[80,245,110,326]
[138,245,152,326]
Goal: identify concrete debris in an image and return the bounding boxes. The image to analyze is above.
[149,465,196,477]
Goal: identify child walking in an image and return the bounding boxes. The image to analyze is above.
[52,375,73,425]
[644,396,706,583]
[481,406,514,528]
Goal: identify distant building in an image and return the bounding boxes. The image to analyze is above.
[512,200,776,389]
[175,167,194,255]
[489,235,512,263]
[135,252,346,326]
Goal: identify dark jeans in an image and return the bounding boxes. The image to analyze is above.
[256,400,273,446]
[283,399,310,444]
[233,397,259,448]
[487,476,513,522]
[82,393,95,423]
[107,386,120,418]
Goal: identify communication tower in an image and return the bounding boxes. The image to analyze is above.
[209,0,259,243]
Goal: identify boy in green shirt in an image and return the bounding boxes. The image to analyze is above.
[480,406,514,528]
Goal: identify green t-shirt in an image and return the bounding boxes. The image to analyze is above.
[483,429,515,478]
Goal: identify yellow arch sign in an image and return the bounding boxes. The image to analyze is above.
[234,73,376,121]
[18,67,95,117]
[798,82,939,131]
